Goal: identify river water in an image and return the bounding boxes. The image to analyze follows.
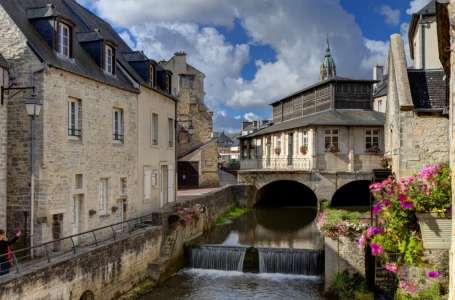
[139,207,326,300]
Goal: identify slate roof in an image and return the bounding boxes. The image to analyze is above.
[0,0,175,99]
[239,110,385,139]
[373,76,388,98]
[0,54,8,69]
[270,76,376,106]
[408,69,447,110]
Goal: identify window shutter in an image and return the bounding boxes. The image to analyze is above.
[168,166,174,203]
[77,101,82,132]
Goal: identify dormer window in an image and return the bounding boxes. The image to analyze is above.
[105,45,114,74]
[165,73,171,93]
[57,22,71,57]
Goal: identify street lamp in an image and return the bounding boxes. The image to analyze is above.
[24,95,41,256]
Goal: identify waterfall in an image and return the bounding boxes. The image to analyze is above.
[191,245,247,271]
[258,248,323,275]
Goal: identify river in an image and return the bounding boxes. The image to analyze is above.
[139,207,326,300]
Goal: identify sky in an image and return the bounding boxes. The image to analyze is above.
[77,0,430,133]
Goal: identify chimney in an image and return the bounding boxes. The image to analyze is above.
[174,51,187,68]
[373,65,384,90]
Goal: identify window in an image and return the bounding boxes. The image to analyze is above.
[68,98,82,138]
[165,74,171,93]
[120,178,127,196]
[302,130,308,147]
[112,108,124,143]
[366,129,380,152]
[99,178,109,215]
[168,118,174,148]
[57,22,70,57]
[75,174,83,189]
[105,45,114,74]
[151,113,159,145]
[324,129,339,152]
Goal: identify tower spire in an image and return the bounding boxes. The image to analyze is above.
[320,35,336,81]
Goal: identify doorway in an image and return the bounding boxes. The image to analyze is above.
[161,165,169,207]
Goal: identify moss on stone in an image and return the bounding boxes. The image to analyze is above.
[216,207,250,225]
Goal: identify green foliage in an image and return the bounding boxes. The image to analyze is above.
[317,207,369,238]
[216,207,250,225]
[326,271,370,300]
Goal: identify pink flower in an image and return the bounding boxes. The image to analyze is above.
[426,271,440,279]
[400,281,418,295]
[358,234,367,249]
[399,194,407,202]
[372,202,383,215]
[370,243,384,256]
[367,226,384,238]
[384,262,398,273]
[369,182,383,192]
[400,201,414,210]
[383,199,392,207]
[419,164,441,180]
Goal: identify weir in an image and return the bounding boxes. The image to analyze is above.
[190,245,323,275]
[190,245,247,271]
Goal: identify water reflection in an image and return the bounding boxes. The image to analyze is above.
[220,207,323,249]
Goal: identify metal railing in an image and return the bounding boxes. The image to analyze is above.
[0,213,156,276]
[240,157,311,171]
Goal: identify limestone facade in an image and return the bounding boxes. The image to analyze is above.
[160,53,219,188]
[0,1,176,246]
[0,56,7,230]
[385,34,449,178]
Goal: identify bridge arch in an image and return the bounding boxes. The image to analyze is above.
[79,290,95,300]
[255,180,318,207]
[331,180,371,207]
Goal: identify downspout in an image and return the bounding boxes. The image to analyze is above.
[420,16,426,69]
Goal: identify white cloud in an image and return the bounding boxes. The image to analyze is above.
[91,0,391,111]
[379,5,400,26]
[361,39,389,70]
[406,0,432,15]
[244,112,261,121]
[234,115,242,120]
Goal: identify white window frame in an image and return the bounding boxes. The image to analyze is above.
[98,178,109,215]
[68,98,81,138]
[168,118,174,148]
[151,113,159,146]
[105,45,114,74]
[324,129,339,152]
[365,129,380,151]
[112,108,124,143]
[58,22,70,57]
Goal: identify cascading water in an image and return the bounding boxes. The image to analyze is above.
[191,245,247,271]
[258,248,323,275]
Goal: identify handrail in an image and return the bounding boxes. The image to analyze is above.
[0,212,156,276]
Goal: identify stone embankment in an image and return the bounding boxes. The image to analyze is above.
[0,184,255,300]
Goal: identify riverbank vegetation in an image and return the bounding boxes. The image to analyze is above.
[316,205,369,238]
[326,270,373,300]
[216,207,250,225]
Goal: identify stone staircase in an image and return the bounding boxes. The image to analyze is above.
[148,229,179,283]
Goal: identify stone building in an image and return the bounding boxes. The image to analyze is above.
[383,1,449,178]
[0,0,176,246]
[160,53,219,189]
[239,44,385,174]
[0,54,8,230]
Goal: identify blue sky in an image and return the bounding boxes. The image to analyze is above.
[79,0,427,133]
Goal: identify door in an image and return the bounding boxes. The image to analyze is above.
[72,195,82,244]
[287,133,294,166]
[160,165,169,207]
[178,161,199,189]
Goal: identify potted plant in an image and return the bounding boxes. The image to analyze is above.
[327,144,339,153]
[380,156,391,169]
[300,145,308,155]
[274,148,281,155]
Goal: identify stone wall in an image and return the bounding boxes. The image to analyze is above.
[324,235,366,290]
[0,64,7,229]
[449,1,455,298]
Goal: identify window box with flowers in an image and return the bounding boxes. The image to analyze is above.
[300,145,308,155]
[274,148,281,156]
[359,163,451,298]
[327,144,339,154]
[366,145,381,155]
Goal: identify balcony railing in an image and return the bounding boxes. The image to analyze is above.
[240,157,311,171]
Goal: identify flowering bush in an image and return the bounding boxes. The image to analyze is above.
[300,145,308,155]
[359,163,451,298]
[274,148,281,155]
[317,208,369,239]
[175,204,203,225]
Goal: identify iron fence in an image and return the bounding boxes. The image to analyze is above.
[0,213,156,276]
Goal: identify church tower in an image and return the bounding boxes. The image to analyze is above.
[320,37,336,81]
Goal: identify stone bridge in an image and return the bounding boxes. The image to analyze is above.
[238,170,374,206]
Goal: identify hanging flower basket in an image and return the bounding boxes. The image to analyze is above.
[274,148,281,155]
[416,213,451,250]
[300,145,308,155]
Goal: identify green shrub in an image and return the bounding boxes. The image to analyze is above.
[216,207,250,225]
[326,271,370,300]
